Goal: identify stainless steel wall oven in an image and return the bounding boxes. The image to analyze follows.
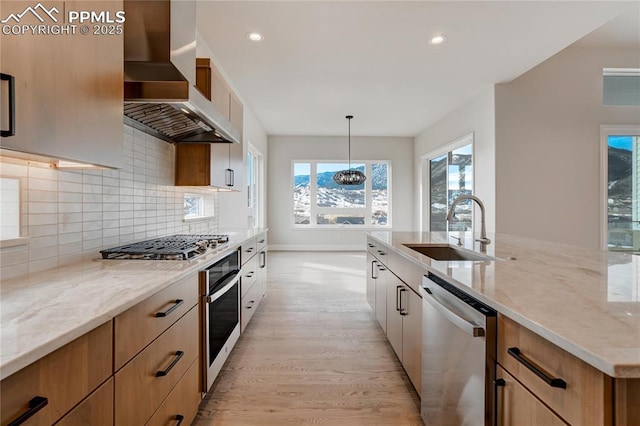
[200,248,241,393]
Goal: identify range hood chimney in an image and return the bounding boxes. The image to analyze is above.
[123,0,239,144]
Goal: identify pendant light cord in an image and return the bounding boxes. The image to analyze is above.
[346,115,353,170]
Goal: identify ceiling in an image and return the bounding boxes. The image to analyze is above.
[197,1,639,137]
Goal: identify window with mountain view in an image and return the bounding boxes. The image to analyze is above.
[429,143,473,232]
[608,134,639,250]
[292,161,390,227]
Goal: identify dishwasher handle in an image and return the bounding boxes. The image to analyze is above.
[423,287,485,337]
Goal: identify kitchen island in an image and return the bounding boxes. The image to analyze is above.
[368,230,640,425]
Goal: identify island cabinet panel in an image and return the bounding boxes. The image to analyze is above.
[115,306,199,426]
[365,251,377,310]
[498,314,612,426]
[0,321,112,426]
[56,378,113,426]
[614,379,640,426]
[114,273,199,371]
[496,366,566,426]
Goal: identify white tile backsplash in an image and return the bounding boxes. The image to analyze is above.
[0,125,219,279]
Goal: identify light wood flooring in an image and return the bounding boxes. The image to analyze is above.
[193,251,423,426]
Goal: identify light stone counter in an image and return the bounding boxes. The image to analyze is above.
[0,229,267,380]
[368,231,640,378]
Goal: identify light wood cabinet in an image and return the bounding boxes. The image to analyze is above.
[146,358,201,426]
[0,0,123,168]
[114,273,199,371]
[0,321,112,426]
[495,366,566,426]
[56,378,114,426]
[498,314,612,425]
[115,306,199,426]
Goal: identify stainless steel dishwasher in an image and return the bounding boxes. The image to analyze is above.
[419,272,497,426]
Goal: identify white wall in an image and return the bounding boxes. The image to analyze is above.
[217,107,268,230]
[413,88,496,233]
[495,45,640,249]
[268,135,414,250]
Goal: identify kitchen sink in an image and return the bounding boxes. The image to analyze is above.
[403,243,501,262]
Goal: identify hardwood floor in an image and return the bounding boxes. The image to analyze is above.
[194,251,423,426]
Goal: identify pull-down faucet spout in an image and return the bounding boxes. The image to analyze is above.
[446,195,491,252]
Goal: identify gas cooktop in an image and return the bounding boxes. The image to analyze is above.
[100,234,229,260]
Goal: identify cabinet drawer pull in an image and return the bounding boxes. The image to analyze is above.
[155,299,184,317]
[377,250,386,256]
[156,350,185,377]
[259,239,266,244]
[507,347,567,389]
[225,168,234,187]
[396,286,402,311]
[174,414,185,425]
[1,73,16,138]
[399,288,408,316]
[493,379,505,426]
[259,251,266,268]
[245,272,254,278]
[8,396,48,426]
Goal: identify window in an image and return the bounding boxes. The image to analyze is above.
[247,148,262,228]
[603,68,640,106]
[292,161,390,227]
[184,193,215,220]
[0,177,20,240]
[422,134,473,232]
[605,129,640,251]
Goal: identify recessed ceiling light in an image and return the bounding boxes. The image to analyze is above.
[428,34,447,45]
[247,32,263,42]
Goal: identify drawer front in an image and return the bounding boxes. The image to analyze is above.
[496,366,566,426]
[498,314,612,426]
[241,279,263,333]
[114,273,198,370]
[146,358,201,426]
[1,321,112,426]
[241,237,258,265]
[56,378,113,426]
[256,234,267,252]
[115,306,198,426]
[241,253,259,298]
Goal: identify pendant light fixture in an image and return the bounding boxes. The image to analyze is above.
[333,115,367,185]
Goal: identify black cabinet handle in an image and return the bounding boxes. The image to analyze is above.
[371,260,378,279]
[368,243,375,248]
[1,73,16,137]
[259,251,266,268]
[246,247,254,252]
[399,288,408,316]
[174,414,185,425]
[245,272,254,278]
[377,250,385,256]
[225,168,234,187]
[155,299,184,317]
[396,286,402,311]
[156,351,184,377]
[8,396,48,426]
[259,239,265,244]
[507,347,567,389]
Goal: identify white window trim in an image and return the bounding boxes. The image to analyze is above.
[600,125,640,250]
[291,159,392,230]
[419,132,474,233]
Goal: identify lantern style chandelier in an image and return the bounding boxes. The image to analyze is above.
[333,115,367,185]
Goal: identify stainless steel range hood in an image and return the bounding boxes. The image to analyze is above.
[123,0,239,144]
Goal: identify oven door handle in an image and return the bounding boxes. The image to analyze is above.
[205,272,240,304]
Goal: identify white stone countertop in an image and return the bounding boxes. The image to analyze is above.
[0,229,267,380]
[368,231,640,378]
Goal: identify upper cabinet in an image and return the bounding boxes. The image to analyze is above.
[176,54,244,190]
[0,0,123,168]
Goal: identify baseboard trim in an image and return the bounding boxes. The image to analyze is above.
[267,244,364,251]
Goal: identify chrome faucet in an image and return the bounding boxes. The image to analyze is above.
[446,195,491,252]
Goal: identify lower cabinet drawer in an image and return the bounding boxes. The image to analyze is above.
[496,366,566,426]
[497,314,612,425]
[57,378,113,426]
[0,321,112,426]
[241,280,262,333]
[241,254,259,298]
[146,358,201,426]
[115,307,199,425]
